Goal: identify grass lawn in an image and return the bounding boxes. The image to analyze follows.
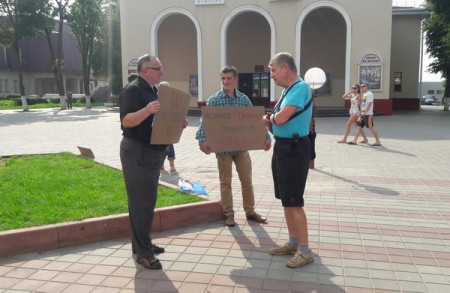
[0,100,104,110]
[0,153,204,231]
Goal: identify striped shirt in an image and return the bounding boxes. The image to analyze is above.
[195,89,270,156]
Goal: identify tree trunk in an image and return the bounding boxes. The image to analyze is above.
[59,95,67,109]
[19,71,28,111]
[83,53,91,108]
[20,96,29,111]
[85,95,92,108]
[44,25,66,109]
[13,39,28,112]
[56,8,66,110]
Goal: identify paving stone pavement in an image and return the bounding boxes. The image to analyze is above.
[0,106,449,293]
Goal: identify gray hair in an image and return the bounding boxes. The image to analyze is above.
[137,54,156,73]
[269,52,297,73]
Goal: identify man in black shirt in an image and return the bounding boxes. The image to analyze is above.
[119,54,168,270]
[66,91,73,109]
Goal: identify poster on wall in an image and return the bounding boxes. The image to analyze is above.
[127,58,138,75]
[359,53,383,91]
[189,75,198,96]
[359,65,382,91]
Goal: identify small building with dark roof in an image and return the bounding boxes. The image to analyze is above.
[0,22,84,97]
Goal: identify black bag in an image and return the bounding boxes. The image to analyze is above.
[308,131,316,160]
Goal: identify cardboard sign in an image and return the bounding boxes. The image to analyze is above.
[151,85,191,144]
[77,146,95,159]
[202,106,267,152]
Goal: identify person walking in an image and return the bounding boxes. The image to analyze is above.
[161,144,177,173]
[196,65,271,227]
[66,91,73,109]
[348,83,382,146]
[263,52,315,268]
[119,54,186,270]
[337,83,368,144]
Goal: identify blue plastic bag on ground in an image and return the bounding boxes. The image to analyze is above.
[178,178,208,195]
[192,181,208,195]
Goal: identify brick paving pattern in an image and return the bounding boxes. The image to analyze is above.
[0,106,449,292]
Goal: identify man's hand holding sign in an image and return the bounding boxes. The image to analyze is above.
[151,84,190,144]
[201,106,270,153]
[195,65,271,227]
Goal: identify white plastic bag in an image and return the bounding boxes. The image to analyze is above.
[178,178,194,193]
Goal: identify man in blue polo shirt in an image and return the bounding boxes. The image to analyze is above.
[263,52,314,268]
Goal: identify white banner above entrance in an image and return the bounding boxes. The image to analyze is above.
[195,0,224,5]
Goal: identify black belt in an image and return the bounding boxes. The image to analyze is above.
[149,144,168,151]
[274,135,308,143]
[123,137,168,151]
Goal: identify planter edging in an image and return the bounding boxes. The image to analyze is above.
[0,200,222,257]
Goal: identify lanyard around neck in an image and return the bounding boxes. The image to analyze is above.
[273,80,313,122]
[274,80,301,113]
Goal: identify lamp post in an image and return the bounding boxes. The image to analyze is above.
[304,67,326,169]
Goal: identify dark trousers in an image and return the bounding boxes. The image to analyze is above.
[120,137,167,258]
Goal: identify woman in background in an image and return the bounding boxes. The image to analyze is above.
[337,83,368,144]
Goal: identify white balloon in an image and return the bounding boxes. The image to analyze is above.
[304,67,326,90]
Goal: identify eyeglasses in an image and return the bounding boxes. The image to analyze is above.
[352,87,358,89]
[145,67,163,72]
[361,85,367,88]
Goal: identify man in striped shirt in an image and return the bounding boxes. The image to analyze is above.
[196,65,272,227]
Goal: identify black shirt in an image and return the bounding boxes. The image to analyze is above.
[119,76,158,144]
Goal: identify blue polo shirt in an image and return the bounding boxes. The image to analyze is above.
[272,78,312,138]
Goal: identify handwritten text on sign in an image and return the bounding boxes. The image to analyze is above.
[151,85,191,144]
[202,106,267,152]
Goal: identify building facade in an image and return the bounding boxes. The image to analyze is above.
[1,22,87,97]
[120,0,429,115]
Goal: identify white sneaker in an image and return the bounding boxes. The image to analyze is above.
[286,251,314,268]
[269,242,297,255]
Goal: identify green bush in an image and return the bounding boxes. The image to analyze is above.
[36,98,48,104]
[80,97,95,103]
[13,97,50,106]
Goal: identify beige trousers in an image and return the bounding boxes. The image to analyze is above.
[216,151,255,216]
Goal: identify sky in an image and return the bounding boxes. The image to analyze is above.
[393,0,444,81]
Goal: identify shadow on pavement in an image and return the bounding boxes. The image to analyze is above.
[230,224,347,292]
[314,169,400,196]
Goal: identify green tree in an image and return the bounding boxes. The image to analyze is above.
[68,0,102,108]
[90,0,122,97]
[0,0,52,111]
[423,0,450,110]
[107,0,122,96]
[43,0,70,110]
[102,0,123,95]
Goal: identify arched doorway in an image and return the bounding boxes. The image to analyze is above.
[297,2,351,108]
[151,9,201,106]
[221,6,275,105]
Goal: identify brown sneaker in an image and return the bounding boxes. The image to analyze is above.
[269,242,297,255]
[224,214,236,227]
[246,212,267,223]
[286,251,314,268]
